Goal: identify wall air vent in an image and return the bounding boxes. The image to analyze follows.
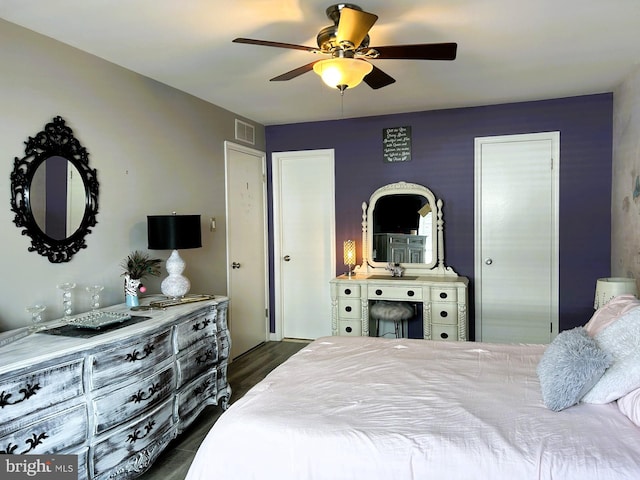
[235,119,255,145]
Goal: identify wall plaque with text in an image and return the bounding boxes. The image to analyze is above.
[383,126,412,163]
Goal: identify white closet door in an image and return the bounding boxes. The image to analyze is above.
[475,132,559,343]
[273,149,335,340]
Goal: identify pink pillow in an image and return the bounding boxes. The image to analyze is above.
[584,295,640,337]
[617,387,640,427]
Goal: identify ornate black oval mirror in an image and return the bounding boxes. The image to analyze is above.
[10,116,99,263]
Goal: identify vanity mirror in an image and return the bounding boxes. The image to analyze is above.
[10,116,99,263]
[356,181,457,277]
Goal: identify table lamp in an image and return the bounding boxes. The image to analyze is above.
[593,277,638,309]
[344,239,356,277]
[147,214,202,298]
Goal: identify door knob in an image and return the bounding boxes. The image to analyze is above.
[283,255,291,262]
[484,258,493,265]
[232,262,241,269]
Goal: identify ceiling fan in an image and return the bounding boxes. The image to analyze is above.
[233,3,457,92]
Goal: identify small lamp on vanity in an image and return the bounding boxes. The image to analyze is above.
[594,277,638,309]
[344,239,356,278]
[147,214,202,298]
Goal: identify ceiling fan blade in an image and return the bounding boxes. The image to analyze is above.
[371,43,458,60]
[233,38,317,53]
[270,61,319,81]
[336,7,378,49]
[363,64,396,89]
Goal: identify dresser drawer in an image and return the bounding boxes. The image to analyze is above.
[176,371,217,430]
[337,298,361,319]
[92,364,176,435]
[432,323,458,341]
[90,329,173,390]
[176,341,218,389]
[338,284,360,297]
[175,305,217,352]
[0,359,84,423]
[368,285,423,300]
[430,287,458,302]
[0,402,88,455]
[431,302,458,325]
[91,399,175,479]
[338,320,362,336]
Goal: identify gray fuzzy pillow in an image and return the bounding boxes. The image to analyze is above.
[537,327,612,411]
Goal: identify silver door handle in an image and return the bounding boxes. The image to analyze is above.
[484,258,493,265]
[283,255,291,262]
[232,262,241,269]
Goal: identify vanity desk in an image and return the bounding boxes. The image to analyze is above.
[0,296,230,480]
[331,182,468,341]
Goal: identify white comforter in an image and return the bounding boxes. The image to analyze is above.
[186,336,640,480]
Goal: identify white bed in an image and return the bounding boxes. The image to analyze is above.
[185,335,640,480]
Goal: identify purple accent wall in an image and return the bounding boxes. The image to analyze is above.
[266,94,613,339]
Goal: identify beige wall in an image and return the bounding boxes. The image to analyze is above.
[0,19,265,330]
[612,64,640,280]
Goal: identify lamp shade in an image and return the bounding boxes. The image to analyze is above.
[147,215,202,250]
[594,277,638,309]
[344,239,356,266]
[313,58,373,90]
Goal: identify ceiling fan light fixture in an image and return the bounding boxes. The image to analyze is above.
[313,57,373,90]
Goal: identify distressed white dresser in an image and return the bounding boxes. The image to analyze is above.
[0,296,230,480]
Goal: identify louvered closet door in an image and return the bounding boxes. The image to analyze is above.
[474,132,559,343]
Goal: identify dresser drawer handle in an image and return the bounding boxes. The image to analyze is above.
[192,318,212,331]
[440,311,448,318]
[440,332,449,339]
[0,382,41,408]
[125,343,155,362]
[375,289,383,296]
[344,288,352,295]
[345,306,352,312]
[345,326,353,333]
[407,290,415,297]
[129,382,161,404]
[194,378,212,396]
[196,349,216,364]
[126,419,156,444]
[439,292,448,299]
[0,431,49,455]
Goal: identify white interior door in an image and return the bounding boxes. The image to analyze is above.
[474,132,559,343]
[225,141,268,358]
[273,149,335,340]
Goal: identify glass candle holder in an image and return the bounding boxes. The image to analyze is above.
[57,282,77,317]
[26,304,47,332]
[86,285,104,311]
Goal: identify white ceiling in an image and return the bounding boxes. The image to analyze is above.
[1,0,640,126]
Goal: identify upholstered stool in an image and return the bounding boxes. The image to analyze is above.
[370,301,415,338]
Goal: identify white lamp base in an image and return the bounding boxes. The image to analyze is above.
[161,249,191,298]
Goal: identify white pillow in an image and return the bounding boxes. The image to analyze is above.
[582,307,640,404]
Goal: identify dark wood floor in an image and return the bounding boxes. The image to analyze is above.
[139,340,309,480]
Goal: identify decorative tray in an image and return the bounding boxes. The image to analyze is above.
[67,311,131,330]
[148,294,216,309]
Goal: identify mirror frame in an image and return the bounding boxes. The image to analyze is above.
[10,116,99,263]
[356,181,458,277]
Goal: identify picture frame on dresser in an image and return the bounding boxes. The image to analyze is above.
[330,181,468,341]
